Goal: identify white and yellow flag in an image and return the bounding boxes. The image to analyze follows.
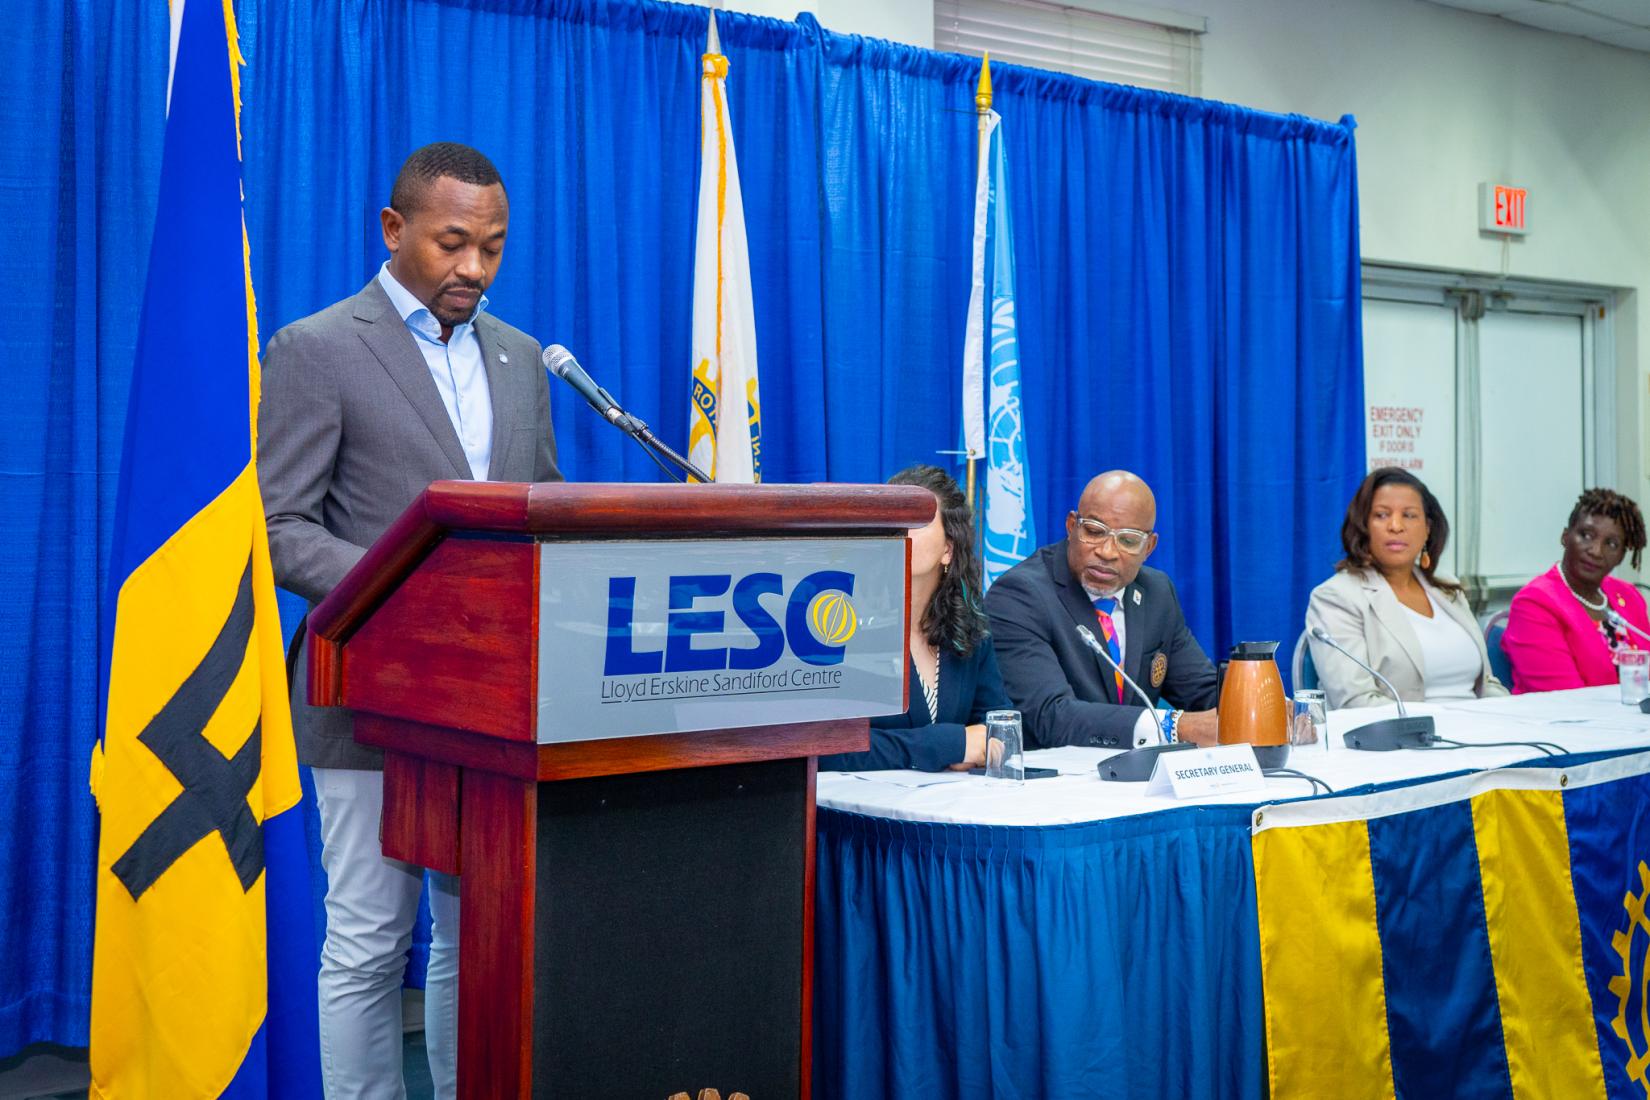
[689,11,762,483]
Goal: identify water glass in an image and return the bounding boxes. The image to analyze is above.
[984,709,1025,783]
[1290,690,1329,751]
[1619,651,1650,705]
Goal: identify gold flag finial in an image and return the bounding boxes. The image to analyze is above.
[975,53,993,114]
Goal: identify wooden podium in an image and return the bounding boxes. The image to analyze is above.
[305,481,931,1099]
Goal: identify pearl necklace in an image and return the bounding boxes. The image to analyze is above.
[1557,562,1608,612]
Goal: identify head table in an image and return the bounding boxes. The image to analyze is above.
[812,687,1650,1099]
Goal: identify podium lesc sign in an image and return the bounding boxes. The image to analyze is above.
[536,538,907,742]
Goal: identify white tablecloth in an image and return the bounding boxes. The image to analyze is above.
[816,685,1650,826]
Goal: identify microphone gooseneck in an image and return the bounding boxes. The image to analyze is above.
[1075,623,1202,780]
[1308,626,1438,750]
[1076,624,1162,719]
[1309,626,1407,717]
[1608,608,1650,647]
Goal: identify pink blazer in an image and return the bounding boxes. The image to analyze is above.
[1502,566,1650,693]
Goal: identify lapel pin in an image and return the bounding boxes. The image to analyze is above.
[1133,589,1142,606]
[499,353,508,363]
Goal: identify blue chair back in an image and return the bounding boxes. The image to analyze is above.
[1484,610,1514,691]
[1291,629,1318,692]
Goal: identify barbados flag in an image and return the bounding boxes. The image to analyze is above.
[961,57,1035,585]
[1253,751,1650,1099]
[688,10,763,484]
[87,0,321,1095]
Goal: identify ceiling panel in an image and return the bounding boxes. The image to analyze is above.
[1424,0,1650,51]
[1426,0,1547,13]
[1504,4,1636,34]
[1590,24,1650,46]
[1571,0,1650,27]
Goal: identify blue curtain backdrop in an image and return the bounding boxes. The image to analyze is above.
[0,0,1363,1058]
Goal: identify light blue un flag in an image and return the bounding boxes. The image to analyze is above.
[961,100,1036,585]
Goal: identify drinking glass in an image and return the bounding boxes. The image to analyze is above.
[1290,690,1329,752]
[1619,651,1650,705]
[984,709,1025,783]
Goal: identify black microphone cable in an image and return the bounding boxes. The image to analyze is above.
[1261,768,1335,797]
[633,437,686,484]
[1432,737,1568,757]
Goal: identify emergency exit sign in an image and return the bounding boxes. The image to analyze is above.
[1479,182,1529,235]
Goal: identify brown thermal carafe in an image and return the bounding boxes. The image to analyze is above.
[1217,640,1289,769]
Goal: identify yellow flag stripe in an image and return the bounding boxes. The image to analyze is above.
[1471,788,1608,1100]
[1254,819,1396,1100]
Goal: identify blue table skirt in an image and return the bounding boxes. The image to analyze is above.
[814,805,1267,1100]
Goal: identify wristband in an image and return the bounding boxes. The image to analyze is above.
[1161,709,1183,743]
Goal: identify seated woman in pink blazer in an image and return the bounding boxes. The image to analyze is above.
[1504,488,1650,693]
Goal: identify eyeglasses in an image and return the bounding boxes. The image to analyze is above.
[1070,514,1152,555]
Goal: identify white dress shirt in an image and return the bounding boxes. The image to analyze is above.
[377,263,493,480]
[1403,593,1482,701]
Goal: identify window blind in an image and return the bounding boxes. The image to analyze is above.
[935,0,1203,95]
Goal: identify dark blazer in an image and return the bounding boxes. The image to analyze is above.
[984,541,1218,749]
[258,279,561,770]
[819,638,1010,772]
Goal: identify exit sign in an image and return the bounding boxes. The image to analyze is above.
[1479,182,1529,235]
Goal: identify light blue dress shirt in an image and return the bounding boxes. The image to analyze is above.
[377,262,493,480]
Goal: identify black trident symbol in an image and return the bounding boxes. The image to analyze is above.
[111,556,264,900]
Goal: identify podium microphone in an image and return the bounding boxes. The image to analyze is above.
[542,345,711,484]
[1076,625,1196,781]
[1308,627,1437,750]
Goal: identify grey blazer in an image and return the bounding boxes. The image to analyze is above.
[258,279,561,769]
[1305,568,1508,709]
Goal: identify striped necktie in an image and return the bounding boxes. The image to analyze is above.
[1092,596,1125,703]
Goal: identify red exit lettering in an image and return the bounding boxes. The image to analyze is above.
[1494,186,1526,230]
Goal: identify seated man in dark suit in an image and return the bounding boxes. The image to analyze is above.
[985,470,1219,748]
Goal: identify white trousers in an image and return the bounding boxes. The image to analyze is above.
[313,767,459,1100]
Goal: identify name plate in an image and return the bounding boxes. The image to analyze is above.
[536,538,907,743]
[1145,745,1265,799]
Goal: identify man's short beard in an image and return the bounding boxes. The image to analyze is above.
[430,303,472,328]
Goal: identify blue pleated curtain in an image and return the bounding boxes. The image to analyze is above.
[0,0,1362,1059]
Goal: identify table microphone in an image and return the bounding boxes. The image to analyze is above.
[1602,611,1650,715]
[1076,625,1197,781]
[1307,627,1437,750]
[1607,608,1650,646]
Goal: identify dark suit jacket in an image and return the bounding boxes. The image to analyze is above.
[258,279,561,769]
[818,639,1010,772]
[984,541,1218,749]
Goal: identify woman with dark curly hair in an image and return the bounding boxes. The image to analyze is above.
[1305,467,1508,708]
[1503,488,1650,692]
[819,465,1009,772]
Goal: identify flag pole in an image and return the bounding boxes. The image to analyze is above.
[968,53,993,514]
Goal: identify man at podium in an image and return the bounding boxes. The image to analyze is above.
[258,142,560,1099]
[986,470,1219,750]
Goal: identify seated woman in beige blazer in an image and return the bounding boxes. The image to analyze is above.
[1306,467,1509,709]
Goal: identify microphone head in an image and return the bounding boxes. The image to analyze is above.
[1310,626,1331,643]
[542,343,577,379]
[1075,624,1098,649]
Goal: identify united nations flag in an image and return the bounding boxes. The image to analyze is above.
[87,0,321,1095]
[960,57,1036,585]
